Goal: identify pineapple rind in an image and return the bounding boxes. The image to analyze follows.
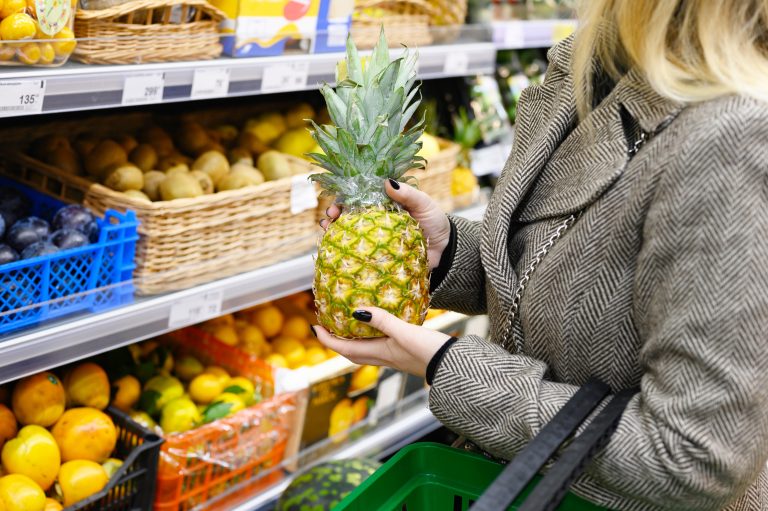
[314,206,429,338]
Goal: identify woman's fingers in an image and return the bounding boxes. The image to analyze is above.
[384,179,433,215]
[326,203,341,219]
[313,325,388,365]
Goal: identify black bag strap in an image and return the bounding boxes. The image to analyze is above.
[517,387,637,511]
[470,378,611,511]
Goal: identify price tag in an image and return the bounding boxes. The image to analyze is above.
[122,73,165,106]
[501,20,525,49]
[168,290,223,329]
[372,372,404,417]
[262,62,310,93]
[443,52,469,75]
[0,80,45,116]
[471,144,509,176]
[290,174,318,215]
[191,68,230,99]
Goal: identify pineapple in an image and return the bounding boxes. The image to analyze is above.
[309,31,430,338]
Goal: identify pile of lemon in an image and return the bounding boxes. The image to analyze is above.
[0,364,122,511]
[200,292,338,370]
[0,0,77,66]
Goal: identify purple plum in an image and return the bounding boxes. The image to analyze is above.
[21,241,59,260]
[0,187,32,228]
[0,243,19,265]
[52,205,99,242]
[49,228,89,250]
[7,217,50,252]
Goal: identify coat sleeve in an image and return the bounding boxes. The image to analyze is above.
[429,215,487,315]
[429,101,768,510]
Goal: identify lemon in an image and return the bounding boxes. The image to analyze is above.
[52,27,75,56]
[350,365,379,392]
[0,0,26,20]
[160,397,200,434]
[272,336,306,368]
[128,410,157,430]
[0,13,35,43]
[17,42,39,64]
[264,353,288,368]
[305,347,328,366]
[211,393,244,417]
[211,324,239,346]
[188,374,224,404]
[0,45,15,61]
[202,366,230,385]
[56,460,109,507]
[174,355,204,381]
[238,325,268,356]
[0,474,46,511]
[281,316,311,340]
[224,377,255,405]
[38,42,55,65]
[250,305,284,338]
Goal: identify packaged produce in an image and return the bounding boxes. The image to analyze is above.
[0,0,76,67]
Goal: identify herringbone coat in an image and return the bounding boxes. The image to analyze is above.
[429,36,768,511]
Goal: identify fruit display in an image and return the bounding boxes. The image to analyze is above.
[0,185,99,266]
[450,108,482,207]
[0,0,77,67]
[0,364,129,510]
[309,34,430,339]
[276,458,381,511]
[25,105,323,202]
[199,291,337,370]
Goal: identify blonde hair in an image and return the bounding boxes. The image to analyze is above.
[573,0,768,119]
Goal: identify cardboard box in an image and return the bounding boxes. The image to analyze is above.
[311,0,353,53]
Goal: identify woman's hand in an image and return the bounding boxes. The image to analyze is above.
[319,178,451,270]
[313,307,451,378]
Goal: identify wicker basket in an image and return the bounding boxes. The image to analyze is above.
[1,152,319,295]
[316,137,460,222]
[351,0,434,49]
[74,0,225,64]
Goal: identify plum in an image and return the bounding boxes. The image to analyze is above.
[0,244,19,265]
[52,205,99,242]
[49,228,89,250]
[0,187,32,228]
[0,214,4,240]
[7,217,51,252]
[21,241,59,260]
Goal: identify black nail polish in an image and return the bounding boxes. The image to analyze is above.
[325,207,331,217]
[388,178,400,190]
[353,310,373,322]
[310,325,317,337]
[319,219,325,228]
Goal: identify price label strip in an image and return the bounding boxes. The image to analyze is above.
[261,62,310,93]
[191,68,230,99]
[443,52,469,75]
[0,80,46,117]
[290,174,319,215]
[168,290,223,329]
[122,73,165,106]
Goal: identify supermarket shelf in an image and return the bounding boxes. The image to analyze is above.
[492,19,577,50]
[229,389,440,511]
[0,42,496,118]
[0,203,486,384]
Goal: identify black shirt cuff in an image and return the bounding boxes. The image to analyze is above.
[426,337,458,386]
[429,218,457,293]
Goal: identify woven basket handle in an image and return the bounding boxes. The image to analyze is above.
[76,0,225,22]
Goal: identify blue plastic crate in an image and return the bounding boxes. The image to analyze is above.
[0,177,139,335]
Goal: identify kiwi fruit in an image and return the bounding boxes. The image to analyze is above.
[189,170,214,194]
[129,144,159,172]
[160,172,204,200]
[104,164,144,192]
[228,147,253,166]
[192,151,229,185]
[123,189,151,201]
[211,125,238,146]
[142,170,166,201]
[138,126,175,157]
[31,134,71,158]
[85,140,128,179]
[165,164,190,177]
[223,163,265,187]
[115,134,138,154]
[238,131,270,155]
[74,134,100,157]
[44,147,82,175]
[177,122,211,155]
[159,153,192,171]
[257,150,291,181]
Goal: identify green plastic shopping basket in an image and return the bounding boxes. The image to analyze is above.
[335,442,609,511]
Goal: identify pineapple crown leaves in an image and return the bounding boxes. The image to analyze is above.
[307,30,426,207]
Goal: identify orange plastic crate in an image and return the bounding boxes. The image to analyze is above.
[155,329,302,511]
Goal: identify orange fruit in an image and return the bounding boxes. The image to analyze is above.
[12,372,66,427]
[280,316,311,340]
[238,325,268,355]
[305,347,327,366]
[44,498,63,511]
[1,424,60,491]
[0,474,46,511]
[211,324,238,346]
[352,396,370,423]
[51,408,117,463]
[0,406,15,452]
[250,305,283,338]
[350,365,379,392]
[272,336,306,368]
[110,375,140,412]
[56,460,108,507]
[64,363,110,410]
